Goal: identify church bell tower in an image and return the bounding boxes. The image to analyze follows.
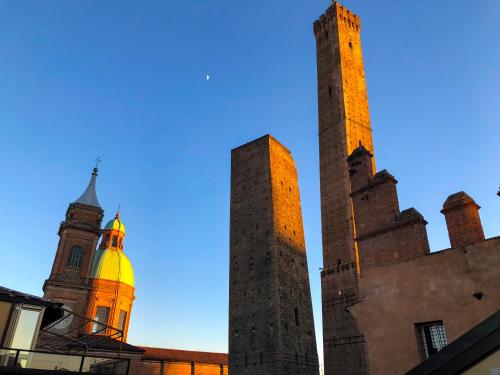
[43,168,104,325]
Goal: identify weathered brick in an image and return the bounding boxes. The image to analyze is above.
[228,135,319,375]
[42,202,103,335]
[441,192,485,247]
[314,3,372,373]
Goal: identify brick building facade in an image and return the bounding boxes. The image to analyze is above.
[42,169,230,374]
[313,2,500,374]
[43,168,105,335]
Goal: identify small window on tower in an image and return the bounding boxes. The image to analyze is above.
[66,246,84,271]
[92,306,110,333]
[112,235,118,247]
[117,310,127,331]
[415,321,448,360]
[349,41,353,49]
[295,308,301,326]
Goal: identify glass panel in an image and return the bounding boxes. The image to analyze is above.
[82,356,128,374]
[11,308,41,350]
[0,348,17,368]
[16,350,81,371]
[117,310,127,331]
[92,306,110,333]
[0,349,128,374]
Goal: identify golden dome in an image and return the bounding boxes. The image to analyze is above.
[91,247,134,287]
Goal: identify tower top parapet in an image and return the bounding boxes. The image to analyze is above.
[314,2,360,36]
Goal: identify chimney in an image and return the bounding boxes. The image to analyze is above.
[441,192,485,247]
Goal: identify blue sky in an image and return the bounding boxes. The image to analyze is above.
[0,0,498,364]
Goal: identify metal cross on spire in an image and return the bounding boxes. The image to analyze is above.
[94,156,102,169]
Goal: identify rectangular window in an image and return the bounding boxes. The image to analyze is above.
[66,246,84,273]
[295,308,300,326]
[415,320,448,359]
[92,306,110,333]
[11,307,42,350]
[117,310,127,331]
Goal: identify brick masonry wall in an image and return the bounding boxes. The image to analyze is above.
[85,278,135,341]
[348,150,431,270]
[442,192,485,248]
[351,172,400,237]
[357,219,430,270]
[351,237,500,375]
[229,135,318,375]
[43,202,103,335]
[314,2,373,374]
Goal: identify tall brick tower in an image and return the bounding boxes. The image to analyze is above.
[229,135,319,375]
[313,2,373,374]
[43,168,104,331]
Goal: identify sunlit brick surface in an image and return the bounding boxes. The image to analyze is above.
[313,3,373,374]
[229,135,319,375]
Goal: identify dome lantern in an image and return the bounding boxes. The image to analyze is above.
[90,211,134,287]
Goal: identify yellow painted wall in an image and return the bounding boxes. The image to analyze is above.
[0,301,12,344]
[462,349,500,375]
[194,363,224,375]
[134,361,162,374]
[163,363,192,375]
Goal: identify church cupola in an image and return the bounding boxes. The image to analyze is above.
[100,212,127,250]
[87,211,135,341]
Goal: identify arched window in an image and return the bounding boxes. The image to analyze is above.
[67,246,84,270]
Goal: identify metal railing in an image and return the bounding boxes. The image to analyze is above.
[0,347,129,374]
[37,307,124,354]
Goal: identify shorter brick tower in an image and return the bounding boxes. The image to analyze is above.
[85,212,135,342]
[229,135,319,375]
[43,168,104,333]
